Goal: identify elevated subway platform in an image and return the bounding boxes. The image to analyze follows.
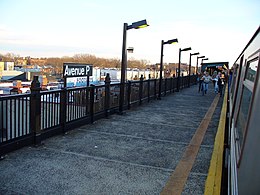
[0,84,225,194]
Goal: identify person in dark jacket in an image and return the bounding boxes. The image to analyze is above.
[198,72,204,92]
[218,72,225,97]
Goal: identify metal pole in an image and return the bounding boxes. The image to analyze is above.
[158,40,164,100]
[188,53,191,87]
[119,23,128,114]
[104,73,111,117]
[201,59,203,73]
[177,48,181,92]
[196,56,199,76]
[30,76,42,145]
[87,71,90,86]
[64,76,67,88]
[196,56,199,85]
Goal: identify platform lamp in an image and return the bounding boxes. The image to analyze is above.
[196,55,205,76]
[201,58,209,64]
[119,19,149,114]
[201,58,209,73]
[177,47,191,92]
[158,38,178,100]
[188,52,199,87]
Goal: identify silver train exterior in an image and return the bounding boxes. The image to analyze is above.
[229,26,260,195]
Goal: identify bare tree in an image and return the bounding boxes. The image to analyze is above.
[0,52,151,72]
[1,53,20,64]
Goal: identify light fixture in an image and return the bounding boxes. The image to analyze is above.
[181,47,192,52]
[164,38,178,45]
[127,19,149,30]
[127,47,134,53]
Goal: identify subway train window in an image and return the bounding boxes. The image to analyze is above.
[245,59,258,83]
[235,58,258,154]
[230,63,238,98]
[231,57,244,121]
[233,62,245,124]
[236,87,252,146]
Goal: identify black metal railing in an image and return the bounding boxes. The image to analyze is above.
[0,74,197,156]
[0,94,31,143]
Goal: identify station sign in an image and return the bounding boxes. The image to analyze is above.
[63,63,93,78]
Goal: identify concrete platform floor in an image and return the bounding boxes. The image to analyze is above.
[0,85,223,195]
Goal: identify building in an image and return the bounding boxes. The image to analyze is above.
[0,61,15,71]
[0,61,25,81]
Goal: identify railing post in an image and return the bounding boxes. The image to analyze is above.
[30,76,42,145]
[170,77,173,93]
[127,81,131,110]
[148,74,151,102]
[85,87,89,116]
[183,75,186,88]
[164,77,167,96]
[104,73,111,118]
[181,73,184,89]
[139,75,144,105]
[60,86,67,134]
[154,79,157,100]
[173,75,176,93]
[90,84,95,123]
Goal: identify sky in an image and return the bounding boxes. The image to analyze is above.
[0,0,259,66]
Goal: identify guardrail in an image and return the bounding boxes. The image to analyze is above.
[0,74,197,156]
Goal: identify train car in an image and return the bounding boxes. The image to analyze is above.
[229,26,260,194]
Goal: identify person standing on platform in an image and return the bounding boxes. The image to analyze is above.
[198,72,204,92]
[212,71,218,92]
[213,72,221,93]
[218,72,225,97]
[202,71,211,95]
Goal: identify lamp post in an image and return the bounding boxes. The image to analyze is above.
[158,38,178,99]
[196,55,205,76]
[188,52,199,87]
[177,47,191,92]
[201,58,209,73]
[119,19,149,114]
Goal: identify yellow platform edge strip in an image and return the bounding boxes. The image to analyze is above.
[204,87,228,195]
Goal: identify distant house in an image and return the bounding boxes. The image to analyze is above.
[0,61,15,71]
[0,61,25,81]
[1,71,27,81]
[0,61,39,81]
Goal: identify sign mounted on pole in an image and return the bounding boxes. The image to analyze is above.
[63,63,93,78]
[63,63,93,88]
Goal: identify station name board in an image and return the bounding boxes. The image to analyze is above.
[63,63,93,78]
